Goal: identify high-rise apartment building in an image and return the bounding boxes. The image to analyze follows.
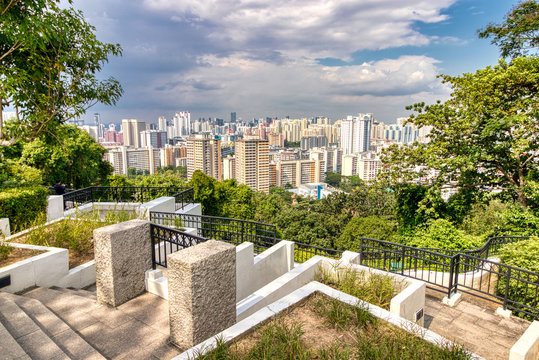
[158,117,167,131]
[105,146,160,175]
[272,159,325,187]
[231,112,236,123]
[186,134,222,180]
[122,119,146,148]
[173,111,191,137]
[340,113,372,154]
[235,138,270,193]
[223,156,236,180]
[140,130,167,149]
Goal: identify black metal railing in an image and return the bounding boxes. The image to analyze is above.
[150,223,207,268]
[150,212,278,253]
[146,205,535,319]
[357,237,538,319]
[359,237,454,293]
[62,186,194,211]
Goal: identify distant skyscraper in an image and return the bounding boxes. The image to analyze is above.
[122,119,146,148]
[186,134,222,180]
[173,111,191,137]
[141,130,167,149]
[235,138,270,193]
[231,112,236,123]
[340,113,372,154]
[94,113,102,138]
[158,117,167,131]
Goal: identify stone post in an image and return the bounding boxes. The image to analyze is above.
[47,195,64,222]
[168,240,236,349]
[93,219,152,307]
[0,218,10,237]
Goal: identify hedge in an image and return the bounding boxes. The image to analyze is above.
[0,187,49,231]
[496,237,539,320]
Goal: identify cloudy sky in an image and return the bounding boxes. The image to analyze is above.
[73,0,518,125]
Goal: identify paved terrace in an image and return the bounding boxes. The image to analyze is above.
[424,289,530,360]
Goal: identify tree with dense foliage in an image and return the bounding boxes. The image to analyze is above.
[19,125,112,188]
[383,57,539,208]
[0,0,122,143]
[479,0,539,58]
[404,219,482,251]
[335,215,398,251]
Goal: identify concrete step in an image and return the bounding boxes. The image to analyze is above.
[50,286,97,301]
[22,287,102,333]
[0,319,29,359]
[0,292,69,360]
[8,293,105,360]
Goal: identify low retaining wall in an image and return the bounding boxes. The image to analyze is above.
[146,239,296,302]
[510,321,539,360]
[0,243,95,293]
[174,282,482,360]
[237,251,425,325]
[236,240,294,301]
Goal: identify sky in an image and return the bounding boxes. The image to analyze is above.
[71,0,520,125]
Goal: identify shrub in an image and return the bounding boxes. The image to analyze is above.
[496,237,539,319]
[405,219,482,251]
[0,187,48,231]
[335,216,399,251]
[460,200,509,237]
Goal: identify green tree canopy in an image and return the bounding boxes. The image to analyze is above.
[479,0,539,58]
[19,125,112,187]
[383,57,539,208]
[0,0,122,143]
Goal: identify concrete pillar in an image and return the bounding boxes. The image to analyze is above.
[93,219,152,307]
[0,218,10,237]
[168,240,236,349]
[510,321,539,360]
[47,195,64,222]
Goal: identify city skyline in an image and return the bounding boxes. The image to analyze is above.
[48,0,519,125]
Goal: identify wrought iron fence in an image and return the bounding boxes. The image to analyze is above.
[357,237,538,320]
[150,211,278,253]
[150,223,207,268]
[62,186,194,210]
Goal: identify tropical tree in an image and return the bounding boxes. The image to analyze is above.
[382,57,539,208]
[479,0,539,58]
[0,0,122,143]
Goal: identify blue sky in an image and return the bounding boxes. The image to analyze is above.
[72,0,518,125]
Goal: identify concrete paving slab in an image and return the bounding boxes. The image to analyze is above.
[17,329,68,360]
[0,320,27,360]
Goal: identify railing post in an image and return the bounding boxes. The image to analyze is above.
[401,246,405,275]
[150,224,156,270]
[503,267,511,310]
[448,254,456,298]
[141,187,144,203]
[359,238,363,265]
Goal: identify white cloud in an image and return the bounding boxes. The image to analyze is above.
[147,53,450,120]
[143,0,457,58]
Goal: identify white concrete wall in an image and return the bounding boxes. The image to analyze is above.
[175,203,202,216]
[510,321,539,360]
[47,195,64,222]
[236,256,324,321]
[339,251,426,325]
[236,241,295,302]
[138,197,176,220]
[0,218,10,237]
[64,202,141,220]
[0,243,95,292]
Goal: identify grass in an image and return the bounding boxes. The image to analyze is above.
[23,208,139,256]
[315,264,402,310]
[0,238,13,260]
[192,294,472,360]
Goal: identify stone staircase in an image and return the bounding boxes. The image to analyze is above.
[0,286,180,360]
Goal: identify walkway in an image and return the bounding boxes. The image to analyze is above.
[424,289,531,360]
